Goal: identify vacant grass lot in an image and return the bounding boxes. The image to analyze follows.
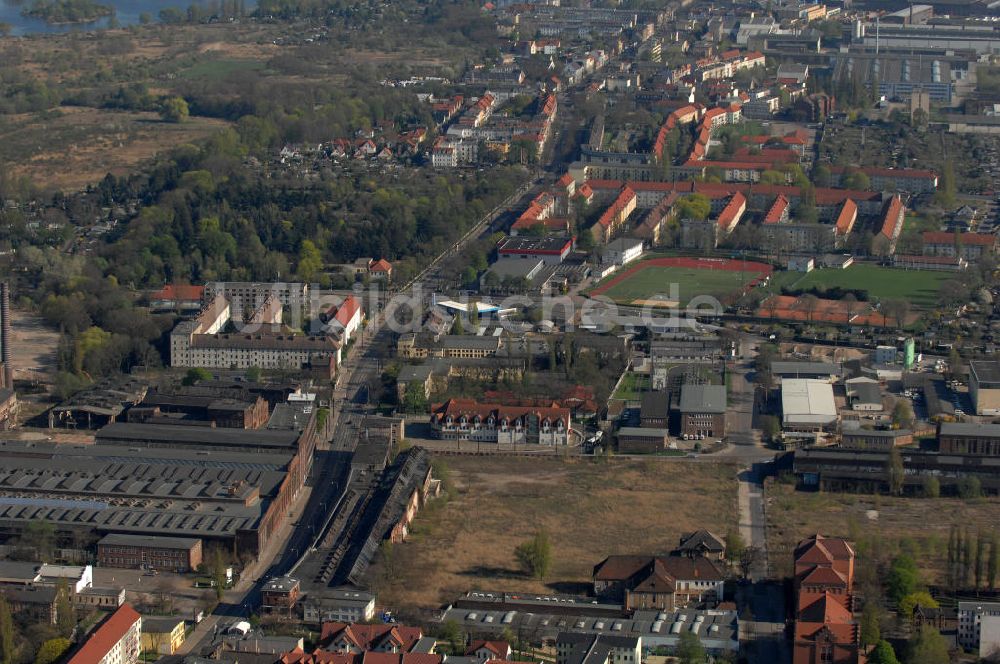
[177,58,269,81]
[612,372,650,400]
[1,108,230,191]
[370,456,739,609]
[765,482,1000,584]
[785,264,952,308]
[593,266,762,306]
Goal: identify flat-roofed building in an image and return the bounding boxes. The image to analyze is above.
[397,334,502,360]
[0,434,315,560]
[0,586,58,624]
[603,237,644,266]
[97,534,203,573]
[847,382,882,412]
[771,362,843,382]
[0,561,40,588]
[678,384,726,440]
[970,361,1000,416]
[0,562,91,594]
[74,586,125,611]
[132,391,269,429]
[938,422,1000,457]
[48,376,149,430]
[302,588,376,624]
[841,428,913,450]
[556,632,641,664]
[959,601,1000,654]
[498,236,574,265]
[141,616,186,655]
[95,418,312,454]
[261,576,301,617]
[617,427,669,453]
[203,281,310,320]
[38,564,92,594]
[782,379,838,430]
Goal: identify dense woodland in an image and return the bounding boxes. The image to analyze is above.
[21,0,114,24]
[0,0,525,392]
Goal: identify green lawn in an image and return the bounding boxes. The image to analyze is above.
[612,372,650,400]
[785,264,953,308]
[595,267,762,306]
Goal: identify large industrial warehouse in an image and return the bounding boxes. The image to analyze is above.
[781,378,838,430]
[0,398,320,559]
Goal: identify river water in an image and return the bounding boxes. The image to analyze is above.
[0,0,232,35]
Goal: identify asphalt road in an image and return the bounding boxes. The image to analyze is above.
[179,60,666,655]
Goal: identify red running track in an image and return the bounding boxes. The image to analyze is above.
[590,256,774,297]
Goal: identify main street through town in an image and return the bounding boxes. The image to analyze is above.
[178,59,782,657]
[177,146,556,661]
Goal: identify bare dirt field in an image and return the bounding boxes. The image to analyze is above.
[1,108,230,191]
[765,481,1000,585]
[9,308,59,385]
[369,455,739,609]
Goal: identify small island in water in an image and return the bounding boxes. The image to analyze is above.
[21,0,114,24]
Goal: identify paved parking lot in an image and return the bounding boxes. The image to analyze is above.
[93,567,212,619]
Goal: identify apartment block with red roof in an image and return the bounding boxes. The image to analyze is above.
[892,254,968,271]
[830,166,937,194]
[149,284,204,312]
[761,221,837,253]
[592,186,637,244]
[580,179,885,219]
[592,554,726,610]
[922,231,996,263]
[324,295,363,343]
[793,535,859,664]
[282,652,442,664]
[67,603,142,664]
[742,130,809,157]
[833,200,858,245]
[281,624,441,664]
[717,192,746,235]
[879,195,906,254]
[430,398,571,446]
[764,195,791,224]
[320,622,425,654]
[511,191,559,235]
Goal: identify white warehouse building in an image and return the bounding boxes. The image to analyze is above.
[781,379,838,430]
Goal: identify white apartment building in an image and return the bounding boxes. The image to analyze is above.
[170,292,341,371]
[959,602,1000,653]
[203,282,310,319]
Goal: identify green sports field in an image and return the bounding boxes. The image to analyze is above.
[787,264,952,308]
[593,266,762,306]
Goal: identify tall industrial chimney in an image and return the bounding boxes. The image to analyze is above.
[1,282,12,389]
